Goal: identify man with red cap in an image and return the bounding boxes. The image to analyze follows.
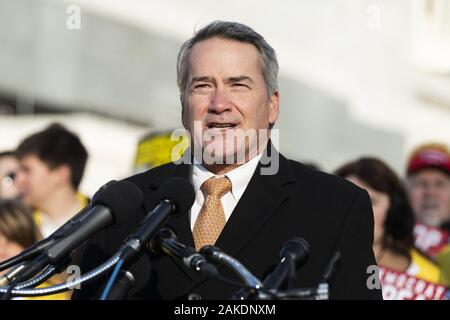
[407,143,450,231]
[406,143,450,286]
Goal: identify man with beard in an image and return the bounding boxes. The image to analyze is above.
[406,143,450,285]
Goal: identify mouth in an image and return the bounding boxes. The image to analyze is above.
[206,122,237,130]
[422,204,439,211]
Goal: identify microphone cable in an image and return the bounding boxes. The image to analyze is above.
[99,258,125,300]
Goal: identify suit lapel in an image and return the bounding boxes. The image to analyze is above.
[215,154,294,257]
[183,143,297,290]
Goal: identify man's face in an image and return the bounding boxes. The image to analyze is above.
[0,156,21,199]
[181,37,279,164]
[16,155,62,208]
[407,168,450,227]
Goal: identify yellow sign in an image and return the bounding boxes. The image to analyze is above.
[134,130,189,170]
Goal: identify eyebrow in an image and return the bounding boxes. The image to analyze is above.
[191,76,214,83]
[225,76,254,84]
[190,75,255,84]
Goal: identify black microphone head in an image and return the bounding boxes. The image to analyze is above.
[281,238,310,269]
[91,180,118,203]
[200,262,219,278]
[91,180,144,227]
[157,177,195,215]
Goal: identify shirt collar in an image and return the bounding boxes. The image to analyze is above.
[192,153,263,202]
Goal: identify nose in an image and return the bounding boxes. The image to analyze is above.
[208,88,232,114]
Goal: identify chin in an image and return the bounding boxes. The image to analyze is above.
[420,213,443,227]
[201,141,248,166]
[24,196,38,207]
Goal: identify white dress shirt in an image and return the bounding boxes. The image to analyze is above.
[190,153,263,231]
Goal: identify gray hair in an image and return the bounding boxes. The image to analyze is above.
[176,20,279,101]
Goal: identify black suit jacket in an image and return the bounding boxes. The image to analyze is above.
[72,147,382,300]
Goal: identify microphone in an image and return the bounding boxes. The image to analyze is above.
[0,263,27,287]
[106,270,135,300]
[118,178,195,263]
[262,238,310,290]
[319,251,342,285]
[0,180,124,272]
[149,228,218,278]
[5,180,144,285]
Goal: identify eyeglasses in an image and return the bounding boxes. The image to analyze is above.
[1,171,16,188]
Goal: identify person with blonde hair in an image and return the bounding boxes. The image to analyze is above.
[0,200,70,299]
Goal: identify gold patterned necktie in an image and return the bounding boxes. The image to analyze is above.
[193,176,232,251]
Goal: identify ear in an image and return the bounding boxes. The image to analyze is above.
[54,164,72,188]
[268,90,280,127]
[181,97,186,128]
[181,94,190,130]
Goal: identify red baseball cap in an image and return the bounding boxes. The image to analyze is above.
[407,143,450,175]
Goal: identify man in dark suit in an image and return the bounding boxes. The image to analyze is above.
[72,21,382,300]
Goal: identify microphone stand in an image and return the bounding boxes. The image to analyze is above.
[228,251,342,300]
[200,246,263,296]
[0,252,122,298]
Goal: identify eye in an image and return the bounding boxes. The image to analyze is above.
[231,83,250,91]
[191,83,213,94]
[435,181,446,189]
[192,83,213,92]
[195,83,210,88]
